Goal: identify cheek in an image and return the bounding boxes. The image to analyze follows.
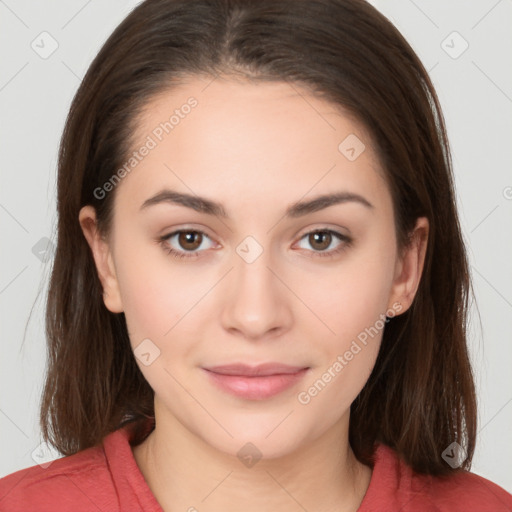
[297,245,396,342]
[113,239,210,344]
[291,237,395,412]
[296,336,380,432]
[115,255,212,394]
[295,257,390,421]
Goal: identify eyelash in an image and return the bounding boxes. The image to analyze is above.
[158,228,353,261]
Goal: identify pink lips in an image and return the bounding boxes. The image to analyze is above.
[203,363,310,400]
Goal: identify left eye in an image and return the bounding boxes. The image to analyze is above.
[295,229,349,254]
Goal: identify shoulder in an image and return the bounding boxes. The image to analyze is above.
[0,433,119,512]
[423,468,512,511]
[361,443,512,512]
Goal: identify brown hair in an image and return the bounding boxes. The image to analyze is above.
[41,0,477,476]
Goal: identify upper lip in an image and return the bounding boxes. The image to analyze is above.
[204,363,308,377]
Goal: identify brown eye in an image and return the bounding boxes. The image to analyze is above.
[159,229,216,260]
[295,228,352,258]
[308,231,332,251]
[178,231,203,251]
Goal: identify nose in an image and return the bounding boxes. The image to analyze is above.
[220,242,293,341]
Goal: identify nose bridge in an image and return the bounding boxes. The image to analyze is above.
[220,234,292,339]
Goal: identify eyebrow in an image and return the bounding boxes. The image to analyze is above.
[139,189,374,218]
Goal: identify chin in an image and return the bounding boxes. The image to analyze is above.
[198,416,310,463]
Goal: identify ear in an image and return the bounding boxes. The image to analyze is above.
[78,205,124,313]
[387,216,429,314]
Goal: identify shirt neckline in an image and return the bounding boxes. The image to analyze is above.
[104,418,401,511]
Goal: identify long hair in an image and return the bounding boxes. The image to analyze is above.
[41,0,477,476]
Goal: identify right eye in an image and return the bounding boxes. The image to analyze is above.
[159,229,216,260]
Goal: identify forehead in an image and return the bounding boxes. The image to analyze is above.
[115,76,390,218]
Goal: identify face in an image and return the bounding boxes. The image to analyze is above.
[80,76,428,459]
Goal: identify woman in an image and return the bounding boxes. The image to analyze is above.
[1,0,511,510]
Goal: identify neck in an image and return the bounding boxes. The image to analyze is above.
[132,407,372,512]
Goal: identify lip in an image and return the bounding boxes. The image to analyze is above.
[202,363,310,400]
[205,362,307,376]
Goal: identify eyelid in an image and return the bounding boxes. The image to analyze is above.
[294,223,351,239]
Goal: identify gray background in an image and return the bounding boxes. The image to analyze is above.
[1,0,511,493]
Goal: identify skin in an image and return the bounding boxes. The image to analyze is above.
[79,76,429,512]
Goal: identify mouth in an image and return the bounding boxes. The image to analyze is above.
[202,363,310,400]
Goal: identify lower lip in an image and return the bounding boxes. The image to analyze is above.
[203,368,309,400]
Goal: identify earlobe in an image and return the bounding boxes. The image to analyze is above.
[78,206,124,313]
[387,217,429,314]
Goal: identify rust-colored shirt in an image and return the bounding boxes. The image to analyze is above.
[1,422,511,511]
